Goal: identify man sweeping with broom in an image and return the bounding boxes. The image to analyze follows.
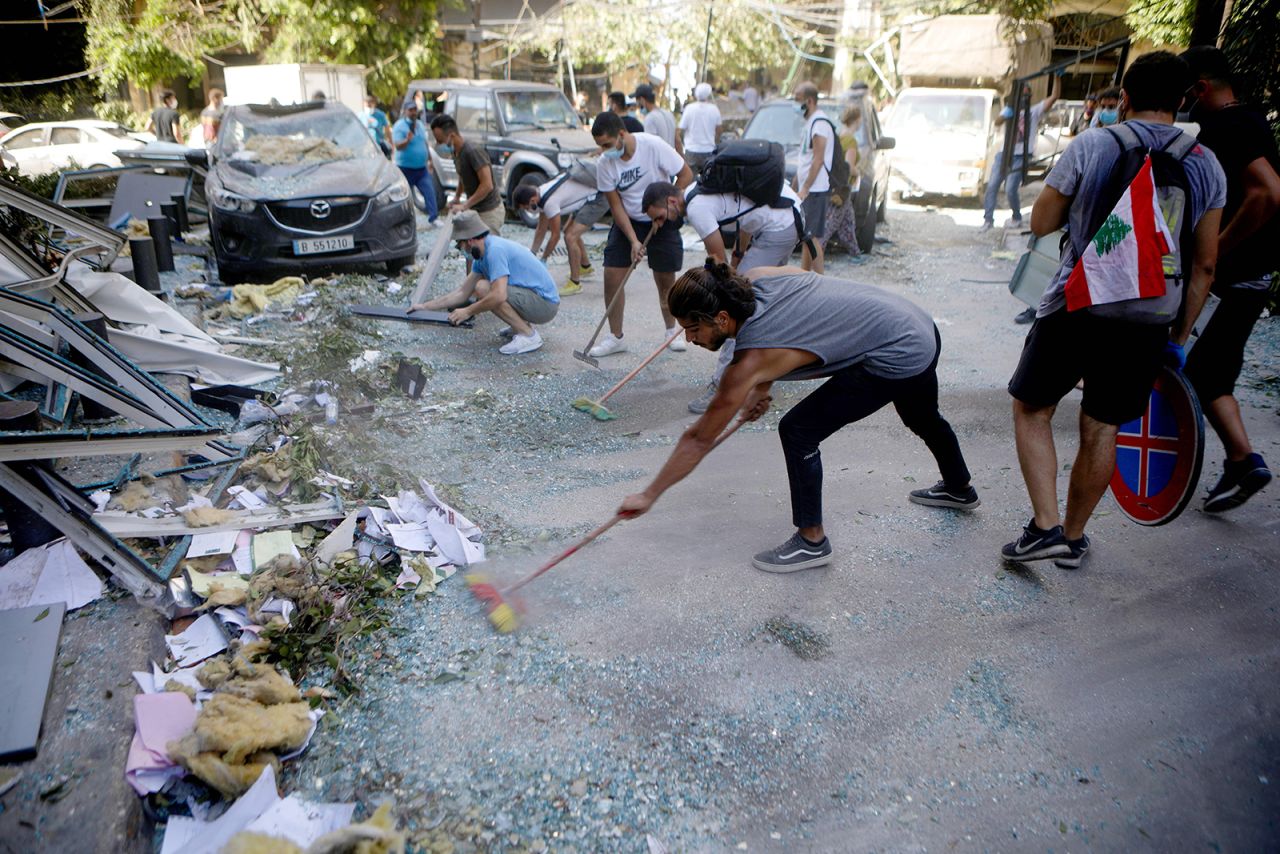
[619,261,980,572]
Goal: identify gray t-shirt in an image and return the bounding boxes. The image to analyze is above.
[735,272,937,380]
[1037,120,1227,318]
[642,108,676,147]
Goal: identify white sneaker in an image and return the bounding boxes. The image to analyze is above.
[499,329,543,355]
[588,333,627,358]
[666,327,687,352]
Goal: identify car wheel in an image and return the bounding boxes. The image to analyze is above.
[514,170,548,228]
[386,254,416,275]
[856,205,877,254]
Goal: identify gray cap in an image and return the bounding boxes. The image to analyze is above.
[451,210,490,241]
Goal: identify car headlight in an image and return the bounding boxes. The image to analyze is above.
[207,184,256,213]
[556,152,573,169]
[378,178,411,204]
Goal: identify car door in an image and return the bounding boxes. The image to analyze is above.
[48,126,86,171]
[2,127,50,175]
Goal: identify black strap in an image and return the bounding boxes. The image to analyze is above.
[540,172,572,206]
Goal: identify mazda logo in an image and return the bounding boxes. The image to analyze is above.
[310,200,331,219]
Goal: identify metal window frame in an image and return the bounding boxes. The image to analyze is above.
[0,177,125,266]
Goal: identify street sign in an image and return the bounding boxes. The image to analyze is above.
[1110,366,1205,526]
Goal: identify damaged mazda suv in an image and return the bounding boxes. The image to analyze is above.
[190,101,417,283]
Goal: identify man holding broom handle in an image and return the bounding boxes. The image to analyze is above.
[619,261,979,572]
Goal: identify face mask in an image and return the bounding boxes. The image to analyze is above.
[602,141,624,160]
[793,102,807,117]
[439,143,454,155]
[469,246,482,261]
[1097,107,1119,126]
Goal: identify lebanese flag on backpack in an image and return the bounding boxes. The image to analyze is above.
[1064,156,1175,312]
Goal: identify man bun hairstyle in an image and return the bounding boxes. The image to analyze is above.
[430,114,457,135]
[591,110,624,137]
[512,184,538,209]
[669,258,757,324]
[1121,51,1191,115]
[641,181,680,212]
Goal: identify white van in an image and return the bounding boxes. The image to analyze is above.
[883,87,998,199]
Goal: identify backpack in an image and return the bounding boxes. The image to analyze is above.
[696,139,786,205]
[542,156,598,207]
[1068,124,1198,325]
[810,117,851,199]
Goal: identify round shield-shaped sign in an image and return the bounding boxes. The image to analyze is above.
[1109,366,1205,526]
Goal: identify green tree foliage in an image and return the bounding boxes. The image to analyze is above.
[1125,0,1194,46]
[84,0,443,103]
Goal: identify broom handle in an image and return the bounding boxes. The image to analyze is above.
[504,417,747,594]
[579,222,657,352]
[597,326,684,405]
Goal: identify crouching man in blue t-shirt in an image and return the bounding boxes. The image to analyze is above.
[409,210,560,355]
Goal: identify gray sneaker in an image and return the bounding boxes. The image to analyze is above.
[752,533,832,573]
[688,381,718,414]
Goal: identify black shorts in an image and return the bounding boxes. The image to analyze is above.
[1008,309,1168,426]
[1183,286,1270,402]
[603,216,683,272]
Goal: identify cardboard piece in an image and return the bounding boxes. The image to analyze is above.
[0,601,66,761]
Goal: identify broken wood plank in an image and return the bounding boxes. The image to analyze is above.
[348,304,474,327]
[0,601,66,762]
[93,499,347,537]
[409,216,455,305]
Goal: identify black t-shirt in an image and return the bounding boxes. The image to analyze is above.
[1194,104,1280,284]
[151,106,179,142]
[621,114,644,134]
[454,139,501,212]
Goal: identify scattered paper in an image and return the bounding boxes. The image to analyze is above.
[316,511,358,565]
[384,522,433,553]
[419,479,481,537]
[0,539,103,612]
[159,765,281,854]
[187,529,241,558]
[243,795,355,847]
[226,485,267,510]
[395,565,421,590]
[259,597,296,625]
[425,510,485,566]
[164,613,228,667]
[125,692,197,795]
[252,530,300,568]
[90,490,111,512]
[215,605,253,629]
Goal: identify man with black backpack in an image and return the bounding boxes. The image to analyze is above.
[1178,45,1279,513]
[1004,52,1226,571]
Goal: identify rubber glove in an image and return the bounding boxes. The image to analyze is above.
[1164,340,1186,370]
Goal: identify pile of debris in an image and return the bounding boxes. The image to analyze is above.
[239,136,354,166]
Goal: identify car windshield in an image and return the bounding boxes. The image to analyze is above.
[744,100,864,147]
[888,94,986,135]
[218,107,377,171]
[497,91,579,129]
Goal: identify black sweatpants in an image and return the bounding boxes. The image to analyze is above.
[778,329,971,528]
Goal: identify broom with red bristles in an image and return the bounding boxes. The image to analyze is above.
[465,416,749,633]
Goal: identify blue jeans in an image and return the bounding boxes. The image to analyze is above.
[982,152,1025,225]
[398,165,438,222]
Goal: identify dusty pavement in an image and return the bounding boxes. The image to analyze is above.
[286,199,1280,852]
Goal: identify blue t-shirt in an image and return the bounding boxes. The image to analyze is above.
[392,117,428,168]
[362,108,389,144]
[472,236,560,304]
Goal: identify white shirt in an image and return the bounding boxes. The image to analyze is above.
[683,184,801,239]
[596,133,686,221]
[743,86,760,112]
[642,108,677,147]
[799,110,836,193]
[537,175,594,219]
[679,101,722,153]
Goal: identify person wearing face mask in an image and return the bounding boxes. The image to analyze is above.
[1089,88,1121,128]
[429,114,504,236]
[792,81,835,272]
[392,99,440,227]
[589,111,694,358]
[408,211,559,355]
[634,84,677,149]
[677,83,722,173]
[1177,45,1280,512]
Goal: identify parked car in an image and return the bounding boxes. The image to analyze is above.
[403,79,598,224]
[0,120,148,176]
[741,93,894,253]
[188,101,417,283]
